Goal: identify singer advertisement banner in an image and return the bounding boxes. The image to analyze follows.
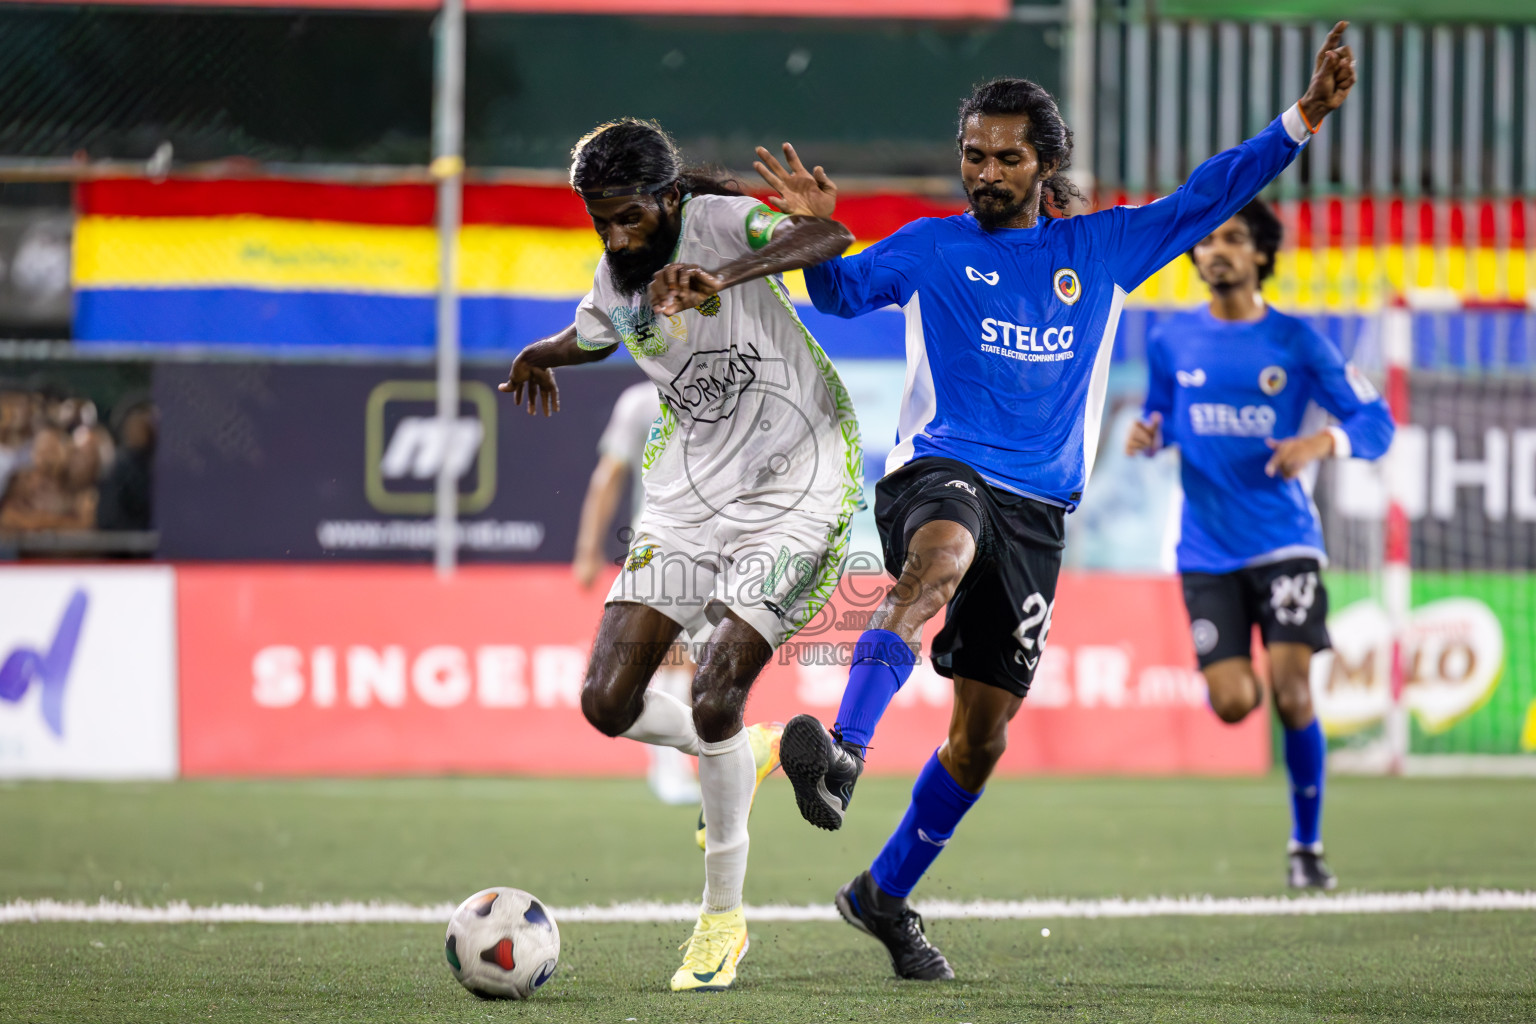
[177,564,1267,777]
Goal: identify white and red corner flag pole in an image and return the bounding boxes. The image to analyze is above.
[1382,300,1413,775]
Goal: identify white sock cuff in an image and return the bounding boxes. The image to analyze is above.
[703,895,743,915]
[697,729,750,758]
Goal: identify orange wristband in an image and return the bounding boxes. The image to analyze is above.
[1297,105,1320,135]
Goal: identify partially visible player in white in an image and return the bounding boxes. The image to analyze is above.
[501,118,863,992]
[574,380,700,806]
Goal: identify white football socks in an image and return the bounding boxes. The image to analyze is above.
[697,728,754,913]
[619,685,700,756]
[644,667,700,804]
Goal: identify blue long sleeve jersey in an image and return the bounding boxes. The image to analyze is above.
[806,108,1315,512]
[1145,306,1395,574]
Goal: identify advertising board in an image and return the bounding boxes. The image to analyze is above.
[154,362,646,561]
[0,566,177,778]
[178,564,1267,777]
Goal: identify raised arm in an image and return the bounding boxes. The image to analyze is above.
[649,214,855,315]
[1099,21,1357,292]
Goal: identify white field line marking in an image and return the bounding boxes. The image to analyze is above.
[3,890,1535,925]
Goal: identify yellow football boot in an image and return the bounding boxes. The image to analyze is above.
[695,721,782,851]
[669,907,749,992]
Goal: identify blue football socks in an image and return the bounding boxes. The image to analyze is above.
[833,628,916,751]
[1283,718,1326,847]
[869,751,981,899]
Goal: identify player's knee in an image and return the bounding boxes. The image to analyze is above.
[1208,682,1258,724]
[690,685,744,743]
[905,545,970,610]
[580,674,637,738]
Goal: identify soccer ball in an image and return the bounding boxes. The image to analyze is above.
[444,887,560,1000]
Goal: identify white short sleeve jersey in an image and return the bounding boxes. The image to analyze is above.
[574,193,861,524]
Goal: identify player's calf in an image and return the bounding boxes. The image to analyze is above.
[939,677,1020,791]
[1268,645,1316,731]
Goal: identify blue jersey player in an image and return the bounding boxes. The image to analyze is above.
[1125,198,1393,890]
[752,22,1357,980]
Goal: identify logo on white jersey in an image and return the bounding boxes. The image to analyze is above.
[965,266,1000,286]
[1259,365,1288,395]
[1052,267,1082,305]
[611,304,669,358]
[665,342,761,424]
[1176,368,1207,388]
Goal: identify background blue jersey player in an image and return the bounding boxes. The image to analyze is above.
[752,22,1357,981]
[1125,198,1394,890]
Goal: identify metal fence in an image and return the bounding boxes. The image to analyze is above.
[1094,18,1536,199]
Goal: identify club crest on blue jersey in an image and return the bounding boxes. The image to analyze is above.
[1052,268,1081,305]
[1259,365,1288,395]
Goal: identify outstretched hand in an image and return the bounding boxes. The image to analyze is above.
[649,263,726,316]
[498,354,559,416]
[1299,21,1356,127]
[754,142,838,219]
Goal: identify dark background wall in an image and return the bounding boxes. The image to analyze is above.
[0,7,1059,175]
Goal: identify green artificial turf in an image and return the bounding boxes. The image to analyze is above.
[2,775,1534,1022]
[3,916,1533,1023]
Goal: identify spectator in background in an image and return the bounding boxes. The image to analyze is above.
[0,381,31,500]
[96,398,156,531]
[0,424,97,530]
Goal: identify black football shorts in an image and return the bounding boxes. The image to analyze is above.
[873,456,1065,697]
[1180,557,1332,668]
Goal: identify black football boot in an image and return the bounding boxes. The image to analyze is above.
[835,871,954,981]
[1287,845,1338,890]
[779,714,864,831]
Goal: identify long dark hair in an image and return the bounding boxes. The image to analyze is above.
[569,118,743,200]
[957,78,1086,217]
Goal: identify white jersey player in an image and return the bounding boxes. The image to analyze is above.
[501,118,861,993]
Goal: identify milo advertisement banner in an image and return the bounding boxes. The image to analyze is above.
[1315,370,1536,764]
[1312,574,1536,760]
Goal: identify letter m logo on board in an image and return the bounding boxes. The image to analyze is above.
[365,380,497,515]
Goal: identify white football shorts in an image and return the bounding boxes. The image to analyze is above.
[606,502,850,650]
